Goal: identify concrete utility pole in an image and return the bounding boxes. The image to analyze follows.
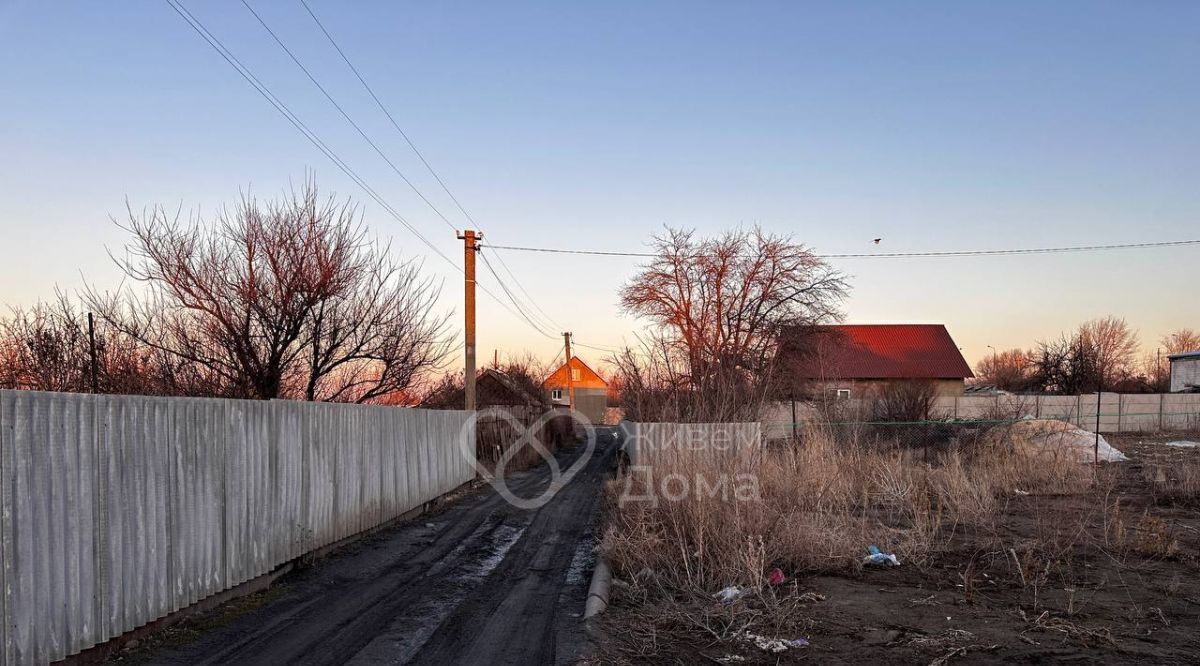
[87,312,98,394]
[459,230,481,410]
[562,331,575,411]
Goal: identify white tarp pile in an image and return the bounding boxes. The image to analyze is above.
[1004,419,1128,463]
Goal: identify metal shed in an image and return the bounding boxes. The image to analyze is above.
[1169,351,1200,393]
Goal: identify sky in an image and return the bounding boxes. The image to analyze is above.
[1,1,1197,373]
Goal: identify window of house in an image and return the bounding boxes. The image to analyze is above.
[825,388,851,400]
[570,368,581,381]
[551,389,563,401]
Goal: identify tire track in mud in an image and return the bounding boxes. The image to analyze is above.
[144,435,613,666]
[396,442,611,666]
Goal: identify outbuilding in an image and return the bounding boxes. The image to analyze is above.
[1169,351,1200,393]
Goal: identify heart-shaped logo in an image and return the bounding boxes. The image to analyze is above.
[459,407,597,509]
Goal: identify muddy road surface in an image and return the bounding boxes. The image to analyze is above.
[140,432,615,666]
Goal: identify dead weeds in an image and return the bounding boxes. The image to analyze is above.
[596,430,1200,664]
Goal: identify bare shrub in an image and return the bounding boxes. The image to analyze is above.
[872,380,938,423]
[0,294,220,396]
[869,380,956,452]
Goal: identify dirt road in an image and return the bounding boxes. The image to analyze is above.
[138,433,614,666]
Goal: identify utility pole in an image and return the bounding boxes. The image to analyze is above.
[459,230,481,410]
[562,331,575,411]
[87,312,99,394]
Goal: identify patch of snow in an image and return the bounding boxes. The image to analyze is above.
[462,524,526,581]
[1006,420,1128,462]
[564,538,595,586]
[1166,440,1200,448]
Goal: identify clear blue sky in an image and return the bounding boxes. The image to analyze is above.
[2,1,1197,371]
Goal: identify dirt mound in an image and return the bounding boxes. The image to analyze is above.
[997,419,1127,463]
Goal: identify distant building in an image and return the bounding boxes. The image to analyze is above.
[781,323,973,398]
[1169,351,1200,393]
[420,367,548,413]
[476,368,547,411]
[543,356,609,424]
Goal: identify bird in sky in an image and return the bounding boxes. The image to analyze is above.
[872,238,882,244]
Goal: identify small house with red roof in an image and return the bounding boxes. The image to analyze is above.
[782,324,973,398]
[543,356,609,424]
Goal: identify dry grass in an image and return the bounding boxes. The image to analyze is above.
[602,423,1095,591]
[1145,459,1200,507]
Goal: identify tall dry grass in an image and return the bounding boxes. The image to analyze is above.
[602,422,1093,591]
[1145,458,1200,507]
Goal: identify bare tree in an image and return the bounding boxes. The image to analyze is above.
[87,180,450,402]
[298,256,450,403]
[974,348,1033,391]
[1161,328,1200,355]
[1029,333,1099,395]
[1028,317,1139,394]
[615,227,847,421]
[1077,316,1139,389]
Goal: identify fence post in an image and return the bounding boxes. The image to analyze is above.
[1159,393,1165,432]
[1035,395,1041,419]
[953,396,958,420]
[791,399,797,440]
[1117,393,1123,432]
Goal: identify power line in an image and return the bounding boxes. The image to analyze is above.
[298,0,480,230]
[479,238,1200,259]
[164,0,552,341]
[292,0,568,337]
[164,0,452,265]
[489,249,566,331]
[477,249,557,338]
[240,0,459,233]
[573,340,623,354]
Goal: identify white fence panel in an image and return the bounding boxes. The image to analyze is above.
[169,398,226,613]
[765,392,1200,438]
[1163,394,1200,431]
[0,390,472,665]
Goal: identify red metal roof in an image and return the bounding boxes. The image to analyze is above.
[543,356,608,390]
[789,324,973,380]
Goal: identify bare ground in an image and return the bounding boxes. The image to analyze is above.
[113,433,614,666]
[593,434,1200,665]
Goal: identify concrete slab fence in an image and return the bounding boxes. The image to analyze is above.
[763,393,1200,439]
[0,390,474,665]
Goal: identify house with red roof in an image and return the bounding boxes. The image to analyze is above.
[543,356,609,424]
[781,324,973,398]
